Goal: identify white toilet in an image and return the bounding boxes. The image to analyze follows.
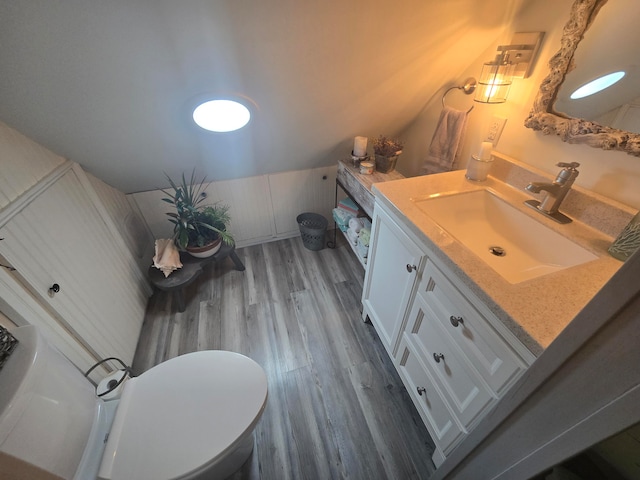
[0,325,268,480]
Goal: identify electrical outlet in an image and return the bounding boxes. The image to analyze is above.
[485,116,507,145]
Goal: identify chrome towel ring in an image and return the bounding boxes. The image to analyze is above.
[441,77,477,113]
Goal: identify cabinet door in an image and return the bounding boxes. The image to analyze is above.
[396,337,463,456]
[362,205,424,355]
[0,169,147,364]
[405,294,494,428]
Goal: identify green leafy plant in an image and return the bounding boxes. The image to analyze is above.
[372,135,404,157]
[161,170,234,249]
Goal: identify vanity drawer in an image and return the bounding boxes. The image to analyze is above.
[417,261,527,395]
[404,295,494,428]
[396,336,464,455]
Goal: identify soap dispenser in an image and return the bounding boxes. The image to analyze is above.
[608,211,640,261]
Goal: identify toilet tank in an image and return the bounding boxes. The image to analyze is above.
[0,325,98,479]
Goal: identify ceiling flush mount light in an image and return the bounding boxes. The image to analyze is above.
[475,32,544,104]
[570,71,626,99]
[192,99,251,132]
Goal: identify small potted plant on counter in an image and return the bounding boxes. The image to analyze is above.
[162,170,234,258]
[372,135,404,173]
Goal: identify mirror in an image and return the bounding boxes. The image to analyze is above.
[525,0,640,157]
[554,0,640,133]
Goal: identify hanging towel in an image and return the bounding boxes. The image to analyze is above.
[421,105,469,175]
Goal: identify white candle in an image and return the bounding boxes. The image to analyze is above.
[479,141,493,161]
[353,136,368,157]
[466,155,480,181]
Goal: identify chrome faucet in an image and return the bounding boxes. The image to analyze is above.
[524,162,580,224]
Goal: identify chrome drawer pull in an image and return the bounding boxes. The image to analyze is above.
[450,316,464,327]
[433,353,445,363]
[406,264,417,273]
[417,386,426,396]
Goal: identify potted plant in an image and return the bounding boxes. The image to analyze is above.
[161,170,234,258]
[372,135,404,173]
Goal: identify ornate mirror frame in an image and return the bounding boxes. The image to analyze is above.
[524,0,640,157]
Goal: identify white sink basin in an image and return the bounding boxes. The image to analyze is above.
[411,189,598,283]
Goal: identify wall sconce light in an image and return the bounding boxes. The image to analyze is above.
[475,32,544,104]
[475,54,516,104]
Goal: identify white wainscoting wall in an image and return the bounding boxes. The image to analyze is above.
[131,165,341,248]
[0,121,65,209]
[87,173,156,275]
[0,121,152,379]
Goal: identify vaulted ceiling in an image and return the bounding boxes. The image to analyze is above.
[0,0,526,193]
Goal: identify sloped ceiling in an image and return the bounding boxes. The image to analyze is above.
[0,0,523,193]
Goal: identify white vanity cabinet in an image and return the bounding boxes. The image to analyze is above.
[400,292,493,434]
[396,334,465,456]
[416,263,528,396]
[361,205,424,357]
[362,200,534,466]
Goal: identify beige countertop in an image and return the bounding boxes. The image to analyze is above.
[372,165,626,356]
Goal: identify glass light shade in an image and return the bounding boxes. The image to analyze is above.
[474,61,516,104]
[192,99,251,132]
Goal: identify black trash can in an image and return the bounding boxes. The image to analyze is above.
[297,212,328,251]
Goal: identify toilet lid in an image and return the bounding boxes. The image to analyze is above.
[98,351,267,480]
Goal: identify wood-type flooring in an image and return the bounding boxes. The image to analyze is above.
[132,235,436,479]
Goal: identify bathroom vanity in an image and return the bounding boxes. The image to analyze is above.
[361,153,630,466]
[363,195,534,465]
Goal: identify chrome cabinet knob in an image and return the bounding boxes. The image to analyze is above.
[417,386,426,396]
[433,353,445,363]
[450,316,464,327]
[406,264,417,273]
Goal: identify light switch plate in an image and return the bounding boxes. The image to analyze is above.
[485,116,507,145]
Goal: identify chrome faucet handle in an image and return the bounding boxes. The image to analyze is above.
[555,162,580,184]
[524,161,579,223]
[557,162,580,170]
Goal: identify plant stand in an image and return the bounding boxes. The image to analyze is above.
[148,242,245,312]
